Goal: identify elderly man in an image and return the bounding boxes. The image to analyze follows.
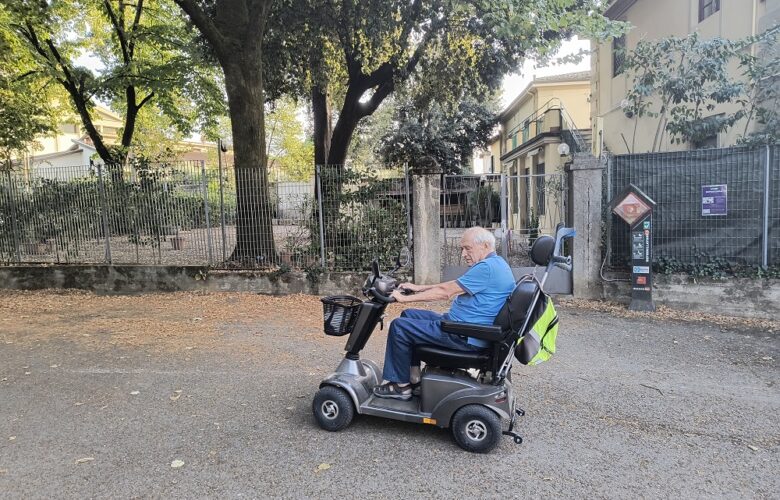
[373,226,516,400]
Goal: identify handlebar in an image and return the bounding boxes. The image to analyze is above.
[368,287,396,304]
[552,254,572,272]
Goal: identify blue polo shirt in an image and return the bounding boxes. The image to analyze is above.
[448,252,516,347]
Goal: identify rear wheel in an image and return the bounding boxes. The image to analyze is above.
[312,386,355,431]
[451,404,502,453]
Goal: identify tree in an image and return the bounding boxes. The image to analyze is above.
[266,98,314,181]
[173,0,277,263]
[379,92,499,174]
[264,0,623,168]
[0,4,56,167]
[620,27,780,152]
[6,0,223,171]
[738,28,780,146]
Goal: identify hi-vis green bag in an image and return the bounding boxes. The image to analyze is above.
[515,293,559,366]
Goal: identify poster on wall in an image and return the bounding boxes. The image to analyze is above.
[702,184,727,216]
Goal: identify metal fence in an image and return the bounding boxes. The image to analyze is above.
[441,172,569,269]
[0,160,409,272]
[606,144,779,268]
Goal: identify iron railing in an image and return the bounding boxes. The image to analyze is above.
[0,160,409,272]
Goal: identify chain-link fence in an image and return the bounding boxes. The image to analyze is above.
[0,160,409,272]
[605,144,779,268]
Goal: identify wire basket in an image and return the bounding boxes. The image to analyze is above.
[320,295,363,336]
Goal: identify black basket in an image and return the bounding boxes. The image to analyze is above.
[321,295,363,336]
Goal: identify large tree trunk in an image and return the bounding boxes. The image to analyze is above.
[311,85,332,167]
[224,60,276,265]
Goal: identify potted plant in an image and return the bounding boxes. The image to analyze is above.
[170,226,186,250]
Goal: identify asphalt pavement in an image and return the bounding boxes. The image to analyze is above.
[0,292,778,498]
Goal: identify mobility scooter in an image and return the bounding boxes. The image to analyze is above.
[312,226,575,453]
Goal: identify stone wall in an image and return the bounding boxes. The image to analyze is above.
[0,265,377,297]
[602,273,780,320]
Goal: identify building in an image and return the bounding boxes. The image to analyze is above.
[20,104,215,179]
[484,71,592,233]
[592,0,780,156]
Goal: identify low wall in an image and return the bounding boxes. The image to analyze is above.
[0,265,374,297]
[602,273,780,320]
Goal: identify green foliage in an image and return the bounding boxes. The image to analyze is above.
[264,0,627,164]
[621,27,780,152]
[4,0,225,164]
[0,162,234,262]
[528,208,540,245]
[267,263,292,284]
[379,93,499,173]
[466,184,501,227]
[316,168,408,271]
[737,28,780,146]
[655,251,780,280]
[0,5,56,163]
[304,263,324,286]
[266,99,314,181]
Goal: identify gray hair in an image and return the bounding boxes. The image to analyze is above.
[465,226,496,250]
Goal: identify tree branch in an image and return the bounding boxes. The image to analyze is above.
[248,0,273,39]
[173,0,229,60]
[403,17,444,78]
[102,0,130,64]
[137,91,155,109]
[359,80,394,119]
[128,0,145,58]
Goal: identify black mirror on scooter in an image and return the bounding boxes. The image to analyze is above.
[371,260,380,279]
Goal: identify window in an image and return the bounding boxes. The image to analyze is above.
[693,134,718,150]
[535,163,546,216]
[510,163,518,215]
[612,34,626,77]
[692,114,723,149]
[699,0,720,22]
[489,155,495,174]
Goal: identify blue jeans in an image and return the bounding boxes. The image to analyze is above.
[382,309,484,384]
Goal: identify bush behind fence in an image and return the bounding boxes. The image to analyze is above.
[0,161,409,272]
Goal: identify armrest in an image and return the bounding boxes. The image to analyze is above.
[441,321,504,342]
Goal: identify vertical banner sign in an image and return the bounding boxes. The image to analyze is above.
[701,184,727,216]
[610,184,657,312]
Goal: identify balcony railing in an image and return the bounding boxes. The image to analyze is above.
[504,98,587,155]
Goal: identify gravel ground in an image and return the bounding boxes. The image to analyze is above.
[0,290,778,499]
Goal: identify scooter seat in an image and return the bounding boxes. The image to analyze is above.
[413,345,491,370]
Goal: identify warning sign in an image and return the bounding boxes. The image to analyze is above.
[613,192,652,226]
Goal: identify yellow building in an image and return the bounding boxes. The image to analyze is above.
[23,104,213,174]
[486,71,592,233]
[592,0,780,156]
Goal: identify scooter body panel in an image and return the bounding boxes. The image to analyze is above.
[325,360,513,429]
[320,358,381,411]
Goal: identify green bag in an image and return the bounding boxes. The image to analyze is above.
[515,292,559,366]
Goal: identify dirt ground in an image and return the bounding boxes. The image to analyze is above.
[0,290,778,498]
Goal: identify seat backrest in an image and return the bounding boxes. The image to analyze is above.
[492,279,540,340]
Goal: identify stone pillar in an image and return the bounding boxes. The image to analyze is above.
[412,170,442,285]
[567,153,604,299]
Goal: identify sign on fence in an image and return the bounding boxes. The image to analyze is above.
[701,184,727,216]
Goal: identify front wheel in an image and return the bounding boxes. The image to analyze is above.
[312,386,355,431]
[451,405,502,453]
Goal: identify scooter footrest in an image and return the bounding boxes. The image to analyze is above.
[503,430,523,445]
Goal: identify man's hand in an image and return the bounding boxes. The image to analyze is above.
[398,282,423,293]
[390,289,408,303]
